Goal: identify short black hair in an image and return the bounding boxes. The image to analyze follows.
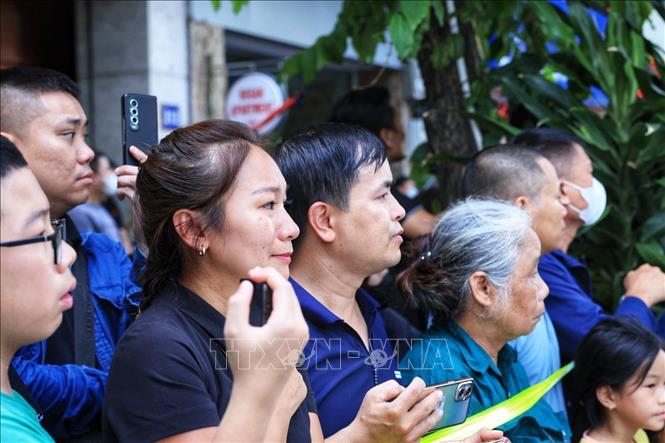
[0,66,80,137]
[461,144,547,201]
[571,318,664,442]
[329,86,395,137]
[513,128,584,179]
[1,135,28,180]
[274,123,387,250]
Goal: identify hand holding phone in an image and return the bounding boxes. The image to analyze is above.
[121,93,158,166]
[243,280,273,327]
[426,377,474,431]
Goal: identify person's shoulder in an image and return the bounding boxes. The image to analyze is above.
[80,231,122,253]
[115,300,191,354]
[538,250,566,269]
[0,392,52,443]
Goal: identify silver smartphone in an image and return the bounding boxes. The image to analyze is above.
[427,377,474,432]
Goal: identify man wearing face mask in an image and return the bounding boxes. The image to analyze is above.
[69,152,123,243]
[515,128,665,361]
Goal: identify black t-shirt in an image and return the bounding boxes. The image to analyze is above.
[102,281,314,443]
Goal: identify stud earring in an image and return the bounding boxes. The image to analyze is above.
[199,245,207,256]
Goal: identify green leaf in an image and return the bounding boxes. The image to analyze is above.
[641,211,665,242]
[231,0,249,14]
[211,0,221,11]
[529,1,575,45]
[400,0,431,30]
[635,242,665,268]
[388,13,414,59]
[432,0,445,25]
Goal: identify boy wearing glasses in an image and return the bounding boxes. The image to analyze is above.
[0,67,144,439]
[0,136,77,442]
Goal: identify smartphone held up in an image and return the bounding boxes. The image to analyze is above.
[121,93,158,166]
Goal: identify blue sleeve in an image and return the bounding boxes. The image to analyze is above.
[542,258,657,360]
[615,296,656,331]
[11,349,107,439]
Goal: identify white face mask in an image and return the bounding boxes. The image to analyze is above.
[103,173,118,197]
[563,177,607,225]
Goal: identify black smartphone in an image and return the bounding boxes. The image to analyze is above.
[243,280,273,327]
[426,377,474,432]
[121,93,158,166]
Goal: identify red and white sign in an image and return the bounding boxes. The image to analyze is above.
[226,72,285,134]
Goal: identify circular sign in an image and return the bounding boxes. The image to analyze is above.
[226,72,285,134]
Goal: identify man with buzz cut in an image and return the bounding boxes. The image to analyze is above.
[514,127,665,358]
[461,144,571,437]
[274,123,505,443]
[0,66,144,440]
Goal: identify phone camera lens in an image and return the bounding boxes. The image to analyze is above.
[130,116,139,125]
[129,98,138,107]
[130,107,139,116]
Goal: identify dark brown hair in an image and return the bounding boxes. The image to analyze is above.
[135,119,260,309]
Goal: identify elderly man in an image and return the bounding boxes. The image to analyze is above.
[461,144,570,426]
[0,66,144,439]
[275,123,504,443]
[514,128,665,359]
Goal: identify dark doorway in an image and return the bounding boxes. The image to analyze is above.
[1,0,76,79]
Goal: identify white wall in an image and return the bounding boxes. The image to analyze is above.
[189,0,402,69]
[147,1,190,140]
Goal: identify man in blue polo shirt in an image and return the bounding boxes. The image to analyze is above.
[514,128,665,360]
[275,124,505,443]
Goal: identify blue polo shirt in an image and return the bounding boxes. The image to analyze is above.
[540,249,657,360]
[510,311,567,419]
[291,278,399,438]
[400,321,570,442]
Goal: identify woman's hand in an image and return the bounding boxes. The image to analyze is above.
[223,266,309,392]
[214,266,309,442]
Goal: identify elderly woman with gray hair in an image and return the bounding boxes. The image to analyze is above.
[399,199,570,442]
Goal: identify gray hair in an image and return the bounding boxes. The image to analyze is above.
[399,198,533,321]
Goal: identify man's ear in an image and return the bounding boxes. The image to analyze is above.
[172,209,206,252]
[468,271,496,309]
[513,195,529,210]
[1,131,19,146]
[307,202,336,244]
[595,385,617,411]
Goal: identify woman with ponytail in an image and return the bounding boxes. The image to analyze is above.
[399,198,570,442]
[102,120,313,443]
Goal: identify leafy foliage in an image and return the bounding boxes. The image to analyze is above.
[279,1,455,82]
[466,1,665,307]
[214,0,664,308]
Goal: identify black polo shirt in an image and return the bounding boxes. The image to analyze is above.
[102,281,313,442]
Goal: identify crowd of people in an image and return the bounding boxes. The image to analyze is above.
[1,66,664,443]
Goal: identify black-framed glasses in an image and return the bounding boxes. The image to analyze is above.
[0,219,65,265]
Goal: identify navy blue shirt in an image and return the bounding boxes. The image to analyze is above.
[103,281,313,443]
[540,249,658,360]
[291,278,399,438]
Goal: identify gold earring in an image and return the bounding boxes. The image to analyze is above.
[199,245,207,256]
